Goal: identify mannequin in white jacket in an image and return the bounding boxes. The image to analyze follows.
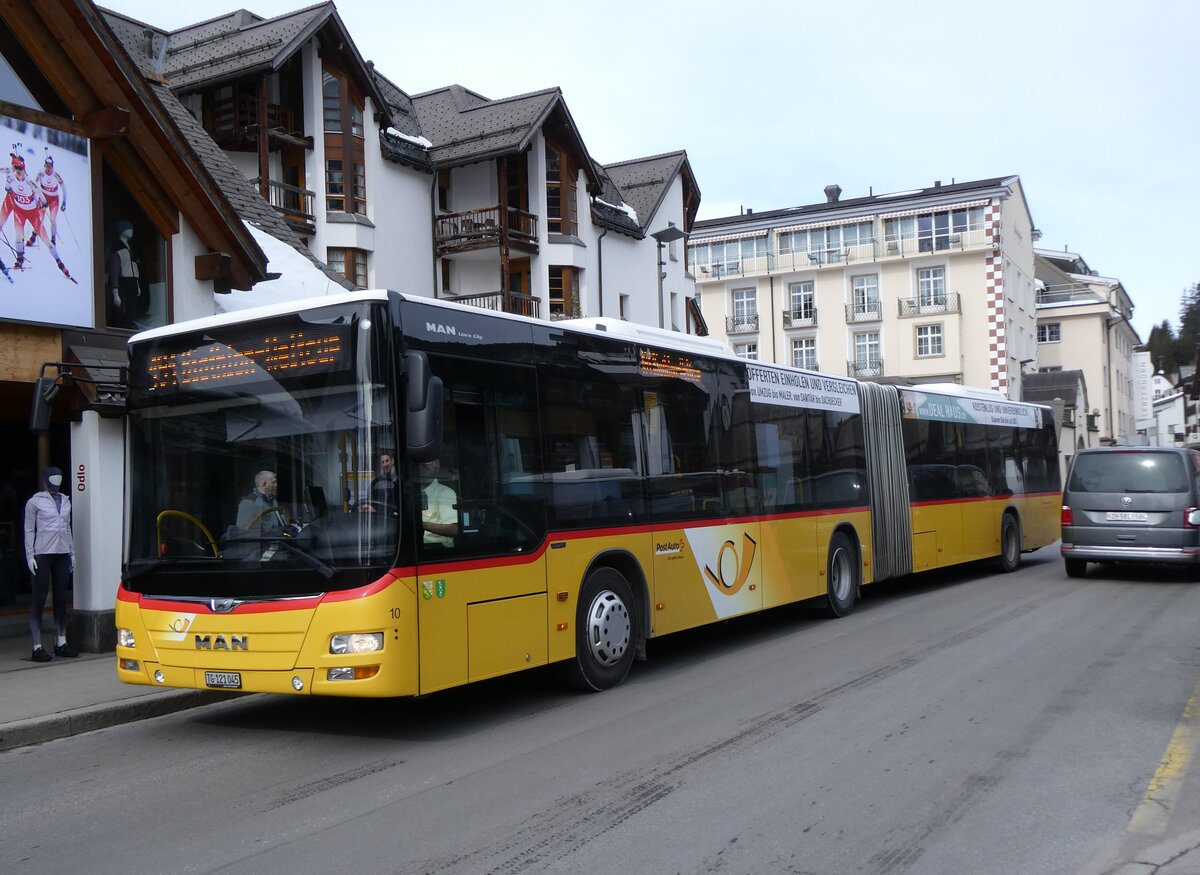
[23,466,77,661]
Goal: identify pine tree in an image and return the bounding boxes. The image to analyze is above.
[1148,320,1180,376]
[1177,281,1200,366]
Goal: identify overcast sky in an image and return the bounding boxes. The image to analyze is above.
[104,0,1199,341]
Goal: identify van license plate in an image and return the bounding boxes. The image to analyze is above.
[205,671,241,689]
[1106,512,1148,522]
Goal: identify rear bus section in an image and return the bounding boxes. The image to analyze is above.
[1061,448,1200,576]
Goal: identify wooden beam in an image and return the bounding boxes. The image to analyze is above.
[194,251,232,282]
[81,106,131,139]
[0,99,86,135]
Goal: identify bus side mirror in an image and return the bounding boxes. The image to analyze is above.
[30,376,59,435]
[405,351,443,463]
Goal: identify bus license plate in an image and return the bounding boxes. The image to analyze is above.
[1106,512,1148,522]
[205,671,241,689]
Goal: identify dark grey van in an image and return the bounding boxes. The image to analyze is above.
[1061,447,1200,577]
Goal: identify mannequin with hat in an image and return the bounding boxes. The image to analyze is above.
[106,219,147,328]
[23,466,77,662]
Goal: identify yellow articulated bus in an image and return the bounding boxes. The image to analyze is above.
[115,291,1060,697]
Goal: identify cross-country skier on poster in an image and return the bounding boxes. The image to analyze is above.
[0,145,75,283]
[28,150,67,249]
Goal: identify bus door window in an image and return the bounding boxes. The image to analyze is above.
[540,344,644,529]
[417,356,544,559]
[807,408,866,508]
[904,418,958,502]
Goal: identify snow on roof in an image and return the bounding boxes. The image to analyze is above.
[386,127,432,149]
[214,223,347,314]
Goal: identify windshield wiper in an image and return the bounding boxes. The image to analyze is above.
[263,535,340,580]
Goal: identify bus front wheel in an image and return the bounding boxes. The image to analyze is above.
[558,567,637,692]
[825,532,858,617]
[998,514,1021,573]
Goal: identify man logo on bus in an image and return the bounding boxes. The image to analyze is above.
[703,533,757,596]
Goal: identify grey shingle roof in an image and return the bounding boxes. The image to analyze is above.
[1023,369,1086,406]
[590,163,642,238]
[411,85,563,167]
[604,151,688,232]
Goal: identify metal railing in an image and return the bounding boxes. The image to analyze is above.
[848,358,884,378]
[726,314,760,333]
[251,177,315,226]
[782,307,817,328]
[435,205,539,254]
[1037,283,1104,305]
[448,290,540,318]
[897,292,961,317]
[846,301,883,323]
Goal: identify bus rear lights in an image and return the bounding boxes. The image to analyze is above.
[119,658,140,672]
[327,666,380,681]
[330,633,383,654]
[117,628,136,648]
[1061,505,1074,527]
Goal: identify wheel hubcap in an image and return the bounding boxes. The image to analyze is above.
[585,590,630,667]
[831,548,851,601]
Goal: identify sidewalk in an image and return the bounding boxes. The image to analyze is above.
[0,630,237,753]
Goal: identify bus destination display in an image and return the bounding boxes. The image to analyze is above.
[147,328,349,393]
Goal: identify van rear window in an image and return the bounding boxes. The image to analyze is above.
[1067,452,1190,494]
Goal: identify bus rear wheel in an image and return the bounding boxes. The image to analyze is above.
[824,532,858,617]
[998,514,1021,573]
[558,567,636,692]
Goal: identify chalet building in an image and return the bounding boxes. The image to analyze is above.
[0,0,291,647]
[1034,248,1140,445]
[101,4,702,329]
[689,176,1038,399]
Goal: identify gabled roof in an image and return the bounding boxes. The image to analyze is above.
[409,84,599,188]
[604,150,698,232]
[1023,369,1087,407]
[591,163,642,238]
[101,4,391,124]
[692,175,1016,236]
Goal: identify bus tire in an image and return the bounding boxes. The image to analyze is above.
[998,514,1021,573]
[824,532,858,618]
[559,567,636,692]
[1064,558,1087,578]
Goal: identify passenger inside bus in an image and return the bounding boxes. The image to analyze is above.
[419,458,458,546]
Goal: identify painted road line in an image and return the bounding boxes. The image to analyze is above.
[1128,677,1200,836]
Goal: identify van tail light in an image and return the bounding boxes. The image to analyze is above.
[1186,507,1200,528]
[1061,505,1073,527]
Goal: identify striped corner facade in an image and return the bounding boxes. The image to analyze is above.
[984,200,1006,392]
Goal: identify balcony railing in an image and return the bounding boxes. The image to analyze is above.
[1037,283,1104,305]
[251,177,315,230]
[726,314,759,333]
[435,205,539,255]
[207,94,300,145]
[690,228,993,281]
[846,301,883,323]
[782,307,817,328]
[448,290,540,318]
[897,292,961,317]
[848,358,884,378]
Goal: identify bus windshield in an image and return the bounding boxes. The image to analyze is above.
[124,301,397,596]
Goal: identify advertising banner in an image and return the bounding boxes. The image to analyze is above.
[0,112,92,328]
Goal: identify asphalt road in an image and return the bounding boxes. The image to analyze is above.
[4,544,1199,875]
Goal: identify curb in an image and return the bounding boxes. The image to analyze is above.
[0,689,243,753]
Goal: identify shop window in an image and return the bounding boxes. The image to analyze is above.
[102,162,167,331]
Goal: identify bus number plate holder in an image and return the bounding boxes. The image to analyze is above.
[205,671,241,689]
[1106,512,1148,522]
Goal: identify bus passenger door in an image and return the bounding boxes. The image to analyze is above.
[413,356,548,694]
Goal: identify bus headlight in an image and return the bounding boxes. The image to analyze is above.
[117,628,136,648]
[330,633,383,654]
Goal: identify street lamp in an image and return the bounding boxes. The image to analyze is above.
[651,224,686,329]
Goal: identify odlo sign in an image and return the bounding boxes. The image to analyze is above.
[703,533,758,596]
[195,635,249,651]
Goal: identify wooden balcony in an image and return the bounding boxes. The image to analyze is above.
[206,94,307,150]
[435,206,539,256]
[251,177,316,235]
[447,290,541,318]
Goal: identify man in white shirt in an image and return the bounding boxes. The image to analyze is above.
[420,459,459,547]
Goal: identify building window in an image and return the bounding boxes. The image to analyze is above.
[854,331,881,370]
[437,169,450,212]
[789,281,815,320]
[1037,322,1062,343]
[792,337,817,370]
[916,324,943,357]
[779,221,873,261]
[103,162,168,331]
[1039,365,1063,373]
[688,236,766,277]
[549,266,580,319]
[884,206,985,252]
[323,65,366,215]
[545,141,578,236]
[734,342,758,360]
[733,288,756,319]
[917,267,945,308]
[852,275,880,317]
[328,247,367,287]
[619,294,630,320]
